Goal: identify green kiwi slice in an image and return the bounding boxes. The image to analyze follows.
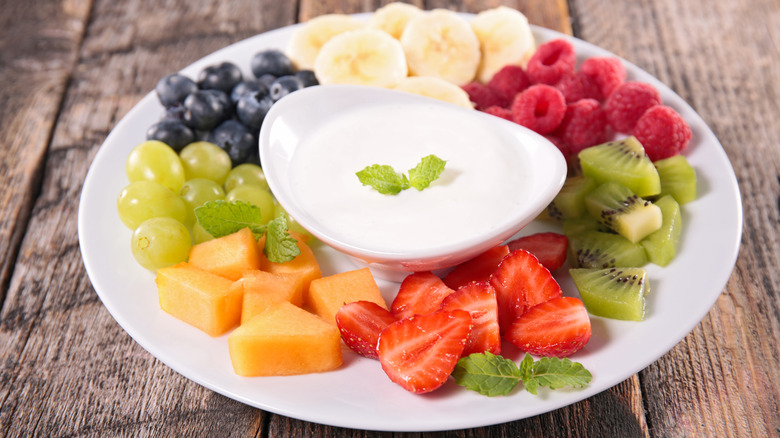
[654,155,697,204]
[562,216,611,236]
[569,230,648,268]
[585,182,663,243]
[579,136,661,197]
[570,267,649,321]
[547,176,597,220]
[641,195,682,266]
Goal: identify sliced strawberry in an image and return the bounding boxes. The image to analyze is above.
[442,245,510,290]
[489,249,563,333]
[377,310,472,393]
[506,232,569,271]
[335,301,398,359]
[439,282,501,356]
[506,296,591,357]
[391,272,454,319]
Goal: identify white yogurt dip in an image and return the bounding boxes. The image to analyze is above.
[287,100,531,254]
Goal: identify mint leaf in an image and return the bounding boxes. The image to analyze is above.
[356,164,410,195]
[264,214,301,263]
[195,200,267,239]
[452,352,522,396]
[408,154,446,191]
[523,355,593,395]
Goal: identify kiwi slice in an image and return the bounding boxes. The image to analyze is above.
[654,155,697,204]
[586,182,663,243]
[570,267,649,321]
[562,216,610,237]
[569,230,648,268]
[579,136,661,197]
[547,176,597,220]
[641,195,682,266]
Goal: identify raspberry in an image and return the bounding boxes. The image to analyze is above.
[462,82,503,110]
[527,39,577,85]
[554,72,601,103]
[483,105,513,121]
[580,57,626,101]
[633,105,692,161]
[554,98,609,154]
[605,82,662,133]
[487,65,530,106]
[511,84,567,135]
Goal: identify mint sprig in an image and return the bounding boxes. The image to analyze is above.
[452,352,592,397]
[356,154,446,195]
[264,214,301,263]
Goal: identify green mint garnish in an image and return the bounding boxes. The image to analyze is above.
[356,155,446,195]
[452,352,592,397]
[264,214,301,263]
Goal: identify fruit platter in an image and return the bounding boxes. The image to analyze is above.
[78,6,742,432]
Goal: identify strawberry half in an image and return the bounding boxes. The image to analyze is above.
[489,249,563,333]
[391,271,454,320]
[506,296,592,357]
[442,245,510,290]
[335,301,398,359]
[506,232,569,271]
[377,310,472,393]
[439,281,501,356]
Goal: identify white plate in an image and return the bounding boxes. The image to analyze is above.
[78,17,742,432]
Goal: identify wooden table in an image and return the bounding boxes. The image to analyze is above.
[1,0,778,436]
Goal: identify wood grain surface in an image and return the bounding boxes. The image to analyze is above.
[0,0,777,437]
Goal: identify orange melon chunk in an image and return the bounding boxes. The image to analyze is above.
[233,270,305,324]
[189,227,261,281]
[308,267,387,324]
[156,262,242,337]
[258,233,321,303]
[228,301,342,376]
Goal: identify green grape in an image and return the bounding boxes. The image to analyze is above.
[131,217,191,271]
[117,181,187,229]
[224,163,269,192]
[226,185,275,224]
[274,201,316,241]
[126,140,186,192]
[191,221,215,244]
[179,178,225,226]
[179,141,232,185]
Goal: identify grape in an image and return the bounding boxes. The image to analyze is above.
[179,178,226,226]
[274,201,315,241]
[179,141,232,184]
[117,181,187,229]
[192,221,215,244]
[226,185,275,224]
[126,140,186,192]
[131,217,191,271]
[224,163,269,192]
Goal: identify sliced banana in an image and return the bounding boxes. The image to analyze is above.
[470,6,536,83]
[393,76,474,109]
[400,9,481,86]
[367,2,425,40]
[286,14,365,70]
[314,29,408,88]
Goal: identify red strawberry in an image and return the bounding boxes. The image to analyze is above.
[489,249,563,333]
[506,232,569,271]
[335,301,398,359]
[505,297,591,357]
[377,310,472,393]
[443,245,510,290]
[391,272,454,319]
[439,282,501,356]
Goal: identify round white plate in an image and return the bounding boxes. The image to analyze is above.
[78,16,742,432]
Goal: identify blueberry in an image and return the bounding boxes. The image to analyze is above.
[202,89,233,119]
[146,119,195,152]
[270,76,304,101]
[231,80,269,105]
[210,120,257,166]
[257,74,277,90]
[251,49,295,78]
[295,70,319,87]
[182,90,227,131]
[197,62,243,93]
[237,92,274,132]
[155,74,198,108]
[161,104,186,121]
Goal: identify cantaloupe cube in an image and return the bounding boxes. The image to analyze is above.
[308,267,387,324]
[156,262,242,336]
[228,301,342,376]
[232,270,305,324]
[258,233,321,303]
[189,227,261,281]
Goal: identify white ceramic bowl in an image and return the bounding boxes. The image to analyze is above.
[259,85,567,280]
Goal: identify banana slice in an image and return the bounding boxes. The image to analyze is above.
[367,2,425,40]
[314,29,408,88]
[393,76,474,109]
[400,9,481,86]
[470,6,536,83]
[287,14,365,70]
